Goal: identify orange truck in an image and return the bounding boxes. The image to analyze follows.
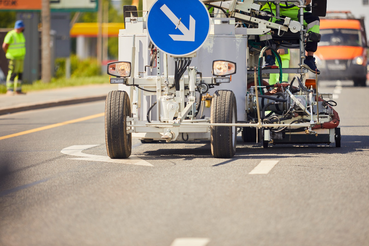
[315,11,368,86]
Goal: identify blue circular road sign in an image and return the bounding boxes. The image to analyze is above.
[147,0,210,57]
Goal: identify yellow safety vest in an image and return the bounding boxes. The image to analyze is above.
[5,30,26,59]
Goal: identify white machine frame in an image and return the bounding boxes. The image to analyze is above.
[105,0,340,159]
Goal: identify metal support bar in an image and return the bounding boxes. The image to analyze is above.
[145,122,312,128]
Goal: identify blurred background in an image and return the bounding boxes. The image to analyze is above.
[0,0,142,86]
[0,0,368,87]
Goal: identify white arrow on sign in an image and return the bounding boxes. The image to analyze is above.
[160,4,196,42]
[61,145,153,167]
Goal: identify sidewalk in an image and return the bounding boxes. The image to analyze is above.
[0,84,118,115]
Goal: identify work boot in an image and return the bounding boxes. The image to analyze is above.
[15,91,26,95]
[6,90,14,96]
[264,55,275,67]
[303,56,320,74]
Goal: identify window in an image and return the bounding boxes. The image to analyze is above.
[319,29,362,47]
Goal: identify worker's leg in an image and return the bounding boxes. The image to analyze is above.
[6,59,16,94]
[281,59,290,82]
[304,12,320,54]
[303,13,321,74]
[13,59,24,93]
[269,58,290,85]
[269,72,278,85]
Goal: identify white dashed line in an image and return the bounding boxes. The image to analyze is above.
[249,160,279,174]
[171,238,210,246]
[333,80,342,99]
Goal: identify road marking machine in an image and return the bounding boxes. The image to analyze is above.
[105,0,340,159]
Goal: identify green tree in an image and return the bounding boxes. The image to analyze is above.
[0,12,16,28]
[79,0,123,23]
[76,0,125,59]
[72,0,142,59]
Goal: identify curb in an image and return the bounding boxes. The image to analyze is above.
[0,95,107,116]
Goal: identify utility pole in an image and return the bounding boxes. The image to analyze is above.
[97,0,103,65]
[41,0,51,83]
[103,2,109,63]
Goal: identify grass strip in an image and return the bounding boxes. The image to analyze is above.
[0,76,110,94]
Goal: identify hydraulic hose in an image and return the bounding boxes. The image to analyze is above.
[257,46,283,95]
[261,102,276,119]
[146,102,157,123]
[258,94,287,103]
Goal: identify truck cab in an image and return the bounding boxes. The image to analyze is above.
[315,11,368,86]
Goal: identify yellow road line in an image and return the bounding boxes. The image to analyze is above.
[0,113,104,141]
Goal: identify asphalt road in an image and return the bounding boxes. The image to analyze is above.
[0,80,368,246]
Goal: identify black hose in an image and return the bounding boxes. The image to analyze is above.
[261,102,276,119]
[174,59,191,91]
[325,100,337,107]
[135,85,156,93]
[146,102,157,123]
[297,76,309,92]
[258,94,287,102]
[174,60,179,91]
[290,76,296,88]
[289,77,301,93]
[194,92,203,118]
[274,92,286,112]
[182,133,189,141]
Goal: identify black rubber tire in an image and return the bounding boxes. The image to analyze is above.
[354,78,367,87]
[105,90,132,158]
[335,127,341,148]
[210,90,237,158]
[242,127,257,143]
[263,140,269,148]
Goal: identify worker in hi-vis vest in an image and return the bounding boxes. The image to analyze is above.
[2,20,26,95]
[261,0,320,74]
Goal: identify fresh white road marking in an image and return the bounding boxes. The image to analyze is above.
[171,238,210,246]
[61,145,153,167]
[333,80,342,99]
[249,160,279,175]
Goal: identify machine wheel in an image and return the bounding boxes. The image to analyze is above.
[354,78,367,87]
[335,127,341,148]
[210,90,237,158]
[105,90,132,158]
[263,140,269,148]
[242,127,257,143]
[262,129,270,148]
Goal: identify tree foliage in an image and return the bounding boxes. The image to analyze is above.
[0,12,16,28]
[76,0,143,59]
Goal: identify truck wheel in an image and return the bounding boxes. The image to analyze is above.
[335,127,341,148]
[242,127,257,143]
[105,90,132,158]
[211,90,237,158]
[354,78,367,87]
[263,140,269,148]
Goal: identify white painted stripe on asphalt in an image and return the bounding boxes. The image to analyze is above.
[171,238,210,246]
[333,80,342,99]
[61,145,153,167]
[249,160,279,175]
